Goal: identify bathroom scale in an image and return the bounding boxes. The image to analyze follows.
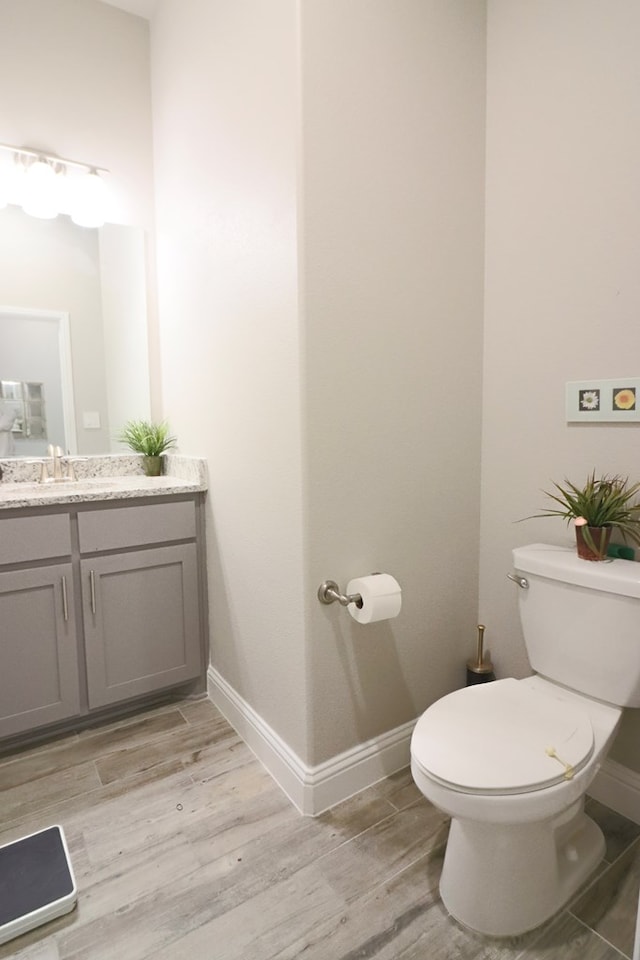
[0,825,77,946]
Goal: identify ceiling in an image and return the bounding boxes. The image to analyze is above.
[99,0,157,19]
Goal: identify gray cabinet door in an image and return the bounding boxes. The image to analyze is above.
[0,564,80,737]
[82,544,201,709]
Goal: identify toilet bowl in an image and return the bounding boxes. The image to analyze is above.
[410,544,640,937]
[411,675,621,935]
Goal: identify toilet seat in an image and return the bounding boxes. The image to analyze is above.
[411,678,594,796]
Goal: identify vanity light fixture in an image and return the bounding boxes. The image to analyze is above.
[0,143,109,227]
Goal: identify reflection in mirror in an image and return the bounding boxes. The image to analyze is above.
[0,393,18,456]
[0,203,151,457]
[0,309,75,456]
[1,379,48,447]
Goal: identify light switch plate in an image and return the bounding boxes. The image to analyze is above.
[82,411,101,429]
[566,379,640,422]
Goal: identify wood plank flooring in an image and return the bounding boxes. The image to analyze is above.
[0,697,639,959]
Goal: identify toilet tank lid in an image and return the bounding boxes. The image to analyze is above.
[513,544,640,599]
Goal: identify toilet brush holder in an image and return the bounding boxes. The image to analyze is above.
[466,624,496,685]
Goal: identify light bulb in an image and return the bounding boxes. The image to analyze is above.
[70,169,106,228]
[21,159,60,219]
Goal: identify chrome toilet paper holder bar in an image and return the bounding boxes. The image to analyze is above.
[317,580,363,609]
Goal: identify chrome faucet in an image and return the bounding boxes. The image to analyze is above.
[35,445,88,483]
[37,445,72,483]
[49,444,64,480]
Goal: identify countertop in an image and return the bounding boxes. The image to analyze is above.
[0,454,207,510]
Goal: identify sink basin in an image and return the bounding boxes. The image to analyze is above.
[0,482,43,492]
[67,479,119,489]
[0,474,197,507]
[0,479,119,499]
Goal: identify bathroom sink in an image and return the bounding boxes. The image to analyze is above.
[66,479,119,490]
[0,479,118,500]
[0,474,199,507]
[0,482,43,492]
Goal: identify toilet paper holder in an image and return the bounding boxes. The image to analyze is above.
[317,580,364,609]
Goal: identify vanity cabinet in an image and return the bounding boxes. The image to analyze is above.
[78,501,201,709]
[0,513,80,737]
[0,495,206,743]
[81,545,199,708]
[0,563,80,737]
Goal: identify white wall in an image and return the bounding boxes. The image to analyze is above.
[481,0,640,772]
[151,0,308,757]
[99,224,152,443]
[0,0,154,228]
[152,0,485,766]
[300,0,486,763]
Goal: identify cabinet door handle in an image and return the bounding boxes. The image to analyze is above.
[61,575,69,622]
[90,570,96,615]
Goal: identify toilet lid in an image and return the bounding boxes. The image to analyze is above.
[411,678,594,795]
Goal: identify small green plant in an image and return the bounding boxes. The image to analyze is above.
[523,471,640,546]
[117,419,177,457]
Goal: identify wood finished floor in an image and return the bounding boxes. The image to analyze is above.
[0,697,639,960]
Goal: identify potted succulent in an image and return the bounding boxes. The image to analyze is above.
[523,471,640,560]
[118,419,177,477]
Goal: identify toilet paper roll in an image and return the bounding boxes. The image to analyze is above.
[346,573,402,624]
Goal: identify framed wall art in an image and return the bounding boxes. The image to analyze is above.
[566,378,640,422]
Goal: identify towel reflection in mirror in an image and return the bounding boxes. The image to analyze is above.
[0,399,16,455]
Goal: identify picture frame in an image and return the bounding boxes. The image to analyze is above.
[566,378,640,422]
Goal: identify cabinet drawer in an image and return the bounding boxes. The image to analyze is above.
[0,514,71,565]
[78,499,196,553]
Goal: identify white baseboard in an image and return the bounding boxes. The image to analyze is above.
[207,666,413,816]
[207,669,640,824]
[588,758,640,826]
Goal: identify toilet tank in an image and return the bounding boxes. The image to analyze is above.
[512,544,640,707]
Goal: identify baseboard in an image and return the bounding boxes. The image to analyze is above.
[207,670,640,823]
[588,758,640,826]
[207,666,413,816]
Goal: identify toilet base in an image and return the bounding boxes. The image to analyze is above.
[439,801,604,937]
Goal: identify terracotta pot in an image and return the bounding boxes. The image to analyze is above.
[575,524,612,561]
[142,455,163,477]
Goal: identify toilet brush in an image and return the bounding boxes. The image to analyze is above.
[466,624,496,685]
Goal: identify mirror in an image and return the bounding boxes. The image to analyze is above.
[0,203,151,457]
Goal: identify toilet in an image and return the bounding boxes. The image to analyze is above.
[410,543,640,937]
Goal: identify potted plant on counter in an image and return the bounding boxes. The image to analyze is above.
[523,471,640,561]
[118,419,177,477]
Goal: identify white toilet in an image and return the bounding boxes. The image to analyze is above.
[410,543,640,937]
